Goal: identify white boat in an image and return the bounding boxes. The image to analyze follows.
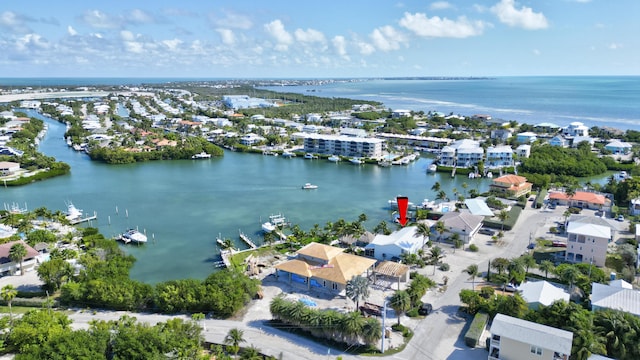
[261,222,276,233]
[120,229,148,244]
[282,151,296,158]
[427,163,438,173]
[191,151,211,159]
[302,183,318,190]
[486,171,493,178]
[261,214,289,233]
[388,198,415,210]
[65,202,83,222]
[328,155,341,162]
[378,160,391,167]
[350,158,363,165]
[304,153,318,159]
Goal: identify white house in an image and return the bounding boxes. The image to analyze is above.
[605,140,633,155]
[571,136,594,148]
[563,121,589,137]
[565,217,612,267]
[516,132,537,143]
[391,109,412,118]
[239,133,265,146]
[438,139,482,167]
[0,161,20,175]
[0,240,40,276]
[630,197,640,216]
[548,135,569,148]
[517,280,570,310]
[591,280,640,316]
[486,145,514,168]
[436,211,484,243]
[489,314,573,360]
[364,226,423,261]
[516,144,531,158]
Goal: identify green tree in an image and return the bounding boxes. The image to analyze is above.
[224,328,245,357]
[37,258,75,292]
[9,243,27,276]
[389,290,411,325]
[435,220,446,243]
[465,264,480,290]
[498,210,509,231]
[451,233,464,252]
[428,246,445,275]
[1,284,18,324]
[345,275,369,310]
[539,260,555,279]
[414,222,431,249]
[491,257,510,275]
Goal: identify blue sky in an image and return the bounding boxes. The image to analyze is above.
[1,0,638,78]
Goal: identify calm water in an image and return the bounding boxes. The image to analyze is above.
[3,111,491,283]
[262,76,640,131]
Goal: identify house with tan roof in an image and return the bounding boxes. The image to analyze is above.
[0,240,40,276]
[489,174,532,198]
[549,190,611,211]
[274,243,376,294]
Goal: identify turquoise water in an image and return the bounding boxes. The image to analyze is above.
[3,111,492,283]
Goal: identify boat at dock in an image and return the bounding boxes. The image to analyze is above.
[427,163,438,173]
[328,155,341,162]
[303,153,318,159]
[191,151,211,159]
[282,151,296,158]
[302,183,318,190]
[65,201,97,225]
[119,229,148,244]
[349,158,363,165]
[261,213,290,233]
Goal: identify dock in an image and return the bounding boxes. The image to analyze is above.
[69,211,97,225]
[239,230,257,249]
[220,249,232,268]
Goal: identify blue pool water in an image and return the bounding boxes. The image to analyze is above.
[299,298,317,307]
[442,206,450,213]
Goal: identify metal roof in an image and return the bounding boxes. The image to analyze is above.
[491,314,573,354]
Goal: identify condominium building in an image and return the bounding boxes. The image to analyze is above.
[486,145,514,168]
[298,133,384,158]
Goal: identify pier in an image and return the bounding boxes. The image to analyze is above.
[69,211,97,225]
[239,230,258,249]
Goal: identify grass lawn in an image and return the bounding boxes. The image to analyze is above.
[0,305,39,315]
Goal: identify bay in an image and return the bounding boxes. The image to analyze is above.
[3,110,492,283]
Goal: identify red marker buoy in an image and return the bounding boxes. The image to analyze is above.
[397,196,409,226]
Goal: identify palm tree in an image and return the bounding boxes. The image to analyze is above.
[361,317,382,346]
[389,290,411,325]
[240,345,262,360]
[491,257,510,275]
[594,310,633,359]
[560,266,582,291]
[461,182,469,197]
[1,284,18,324]
[436,190,448,203]
[451,233,463,252]
[465,264,479,290]
[339,311,364,344]
[224,328,246,357]
[429,246,445,275]
[9,243,27,276]
[345,275,369,310]
[435,220,446,243]
[357,213,368,224]
[374,220,391,235]
[539,260,555,279]
[431,181,441,192]
[498,210,509,231]
[414,222,431,249]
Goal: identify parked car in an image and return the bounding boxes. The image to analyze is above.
[418,303,433,316]
[478,228,496,236]
[527,243,536,250]
[617,215,624,222]
[552,241,567,248]
[505,283,518,292]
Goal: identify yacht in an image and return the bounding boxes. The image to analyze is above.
[120,229,148,244]
[65,202,83,222]
[302,183,318,190]
[282,151,296,158]
[349,158,363,165]
[191,151,211,159]
[427,163,438,173]
[303,153,318,159]
[261,214,289,233]
[328,155,341,162]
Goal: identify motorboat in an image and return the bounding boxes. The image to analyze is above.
[349,158,363,165]
[262,214,289,233]
[120,229,148,244]
[302,183,318,190]
[388,198,415,210]
[427,163,438,173]
[304,153,318,159]
[328,155,341,162]
[65,202,83,222]
[282,151,296,158]
[191,151,211,159]
[378,160,391,167]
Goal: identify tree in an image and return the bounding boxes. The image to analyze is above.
[465,264,479,290]
[520,254,537,274]
[431,181,441,192]
[224,328,245,357]
[539,260,555,279]
[436,190,448,202]
[389,290,411,325]
[491,257,510,275]
[345,275,369,310]
[428,246,445,275]
[414,222,431,249]
[374,220,391,235]
[9,243,27,276]
[435,220,446,243]
[240,345,263,360]
[37,258,74,292]
[498,210,509,231]
[1,284,18,324]
[451,233,463,252]
[560,266,583,291]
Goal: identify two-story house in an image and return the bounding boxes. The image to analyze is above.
[489,175,533,198]
[565,216,612,267]
[486,145,514,168]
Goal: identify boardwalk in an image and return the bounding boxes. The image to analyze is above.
[239,230,257,249]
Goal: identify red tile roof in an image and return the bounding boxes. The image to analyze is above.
[549,191,607,205]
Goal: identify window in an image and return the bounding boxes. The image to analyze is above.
[531,346,542,355]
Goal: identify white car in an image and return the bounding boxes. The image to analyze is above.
[505,284,518,292]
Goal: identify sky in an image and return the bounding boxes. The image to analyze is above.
[1,0,638,78]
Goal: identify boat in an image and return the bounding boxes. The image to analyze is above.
[427,163,438,173]
[486,171,493,178]
[304,153,318,159]
[388,198,415,210]
[378,160,391,167]
[302,183,318,189]
[349,158,363,165]
[282,151,296,158]
[328,155,341,162]
[65,202,83,222]
[261,214,289,233]
[120,229,148,244]
[191,151,211,159]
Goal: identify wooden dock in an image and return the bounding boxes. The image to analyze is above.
[69,211,97,225]
[239,230,257,249]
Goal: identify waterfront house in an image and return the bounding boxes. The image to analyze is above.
[489,175,532,198]
[375,133,452,152]
[563,121,589,137]
[604,139,633,155]
[591,280,640,316]
[239,133,265,146]
[436,211,484,243]
[438,139,482,167]
[0,161,20,176]
[0,146,24,157]
[392,109,412,118]
[517,280,570,310]
[548,135,569,148]
[488,313,573,360]
[516,132,537,143]
[490,128,512,142]
[0,240,40,276]
[548,190,611,211]
[298,133,384,159]
[565,216,612,267]
[515,144,531,158]
[306,113,323,123]
[364,226,424,261]
[486,145,514,168]
[274,243,376,294]
[534,122,561,134]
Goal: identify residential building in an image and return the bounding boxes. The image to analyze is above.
[486,145,514,168]
[489,313,573,360]
[604,140,633,155]
[438,139,482,167]
[391,109,412,118]
[516,132,537,143]
[490,129,512,142]
[490,175,533,198]
[0,240,40,276]
[517,280,570,310]
[563,122,589,137]
[515,144,531,158]
[565,216,612,267]
[534,122,561,134]
[0,146,24,157]
[298,133,385,158]
[630,197,640,216]
[375,133,452,152]
[548,191,611,211]
[591,280,640,316]
[274,243,376,294]
[364,226,423,261]
[239,133,265,146]
[436,211,484,243]
[306,113,323,123]
[222,95,275,110]
[548,135,569,148]
[0,161,20,175]
[340,128,367,138]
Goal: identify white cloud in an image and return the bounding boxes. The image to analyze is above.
[120,30,135,41]
[332,35,348,58]
[430,1,452,10]
[609,43,622,50]
[216,29,235,45]
[212,11,252,30]
[120,30,144,53]
[370,26,407,52]
[399,12,485,38]
[15,33,50,51]
[83,10,119,29]
[162,39,183,51]
[357,41,375,55]
[264,20,293,51]
[0,11,30,33]
[128,9,154,24]
[294,28,326,43]
[67,25,78,36]
[490,0,548,30]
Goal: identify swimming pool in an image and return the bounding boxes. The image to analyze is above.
[299,298,317,307]
[442,206,450,213]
